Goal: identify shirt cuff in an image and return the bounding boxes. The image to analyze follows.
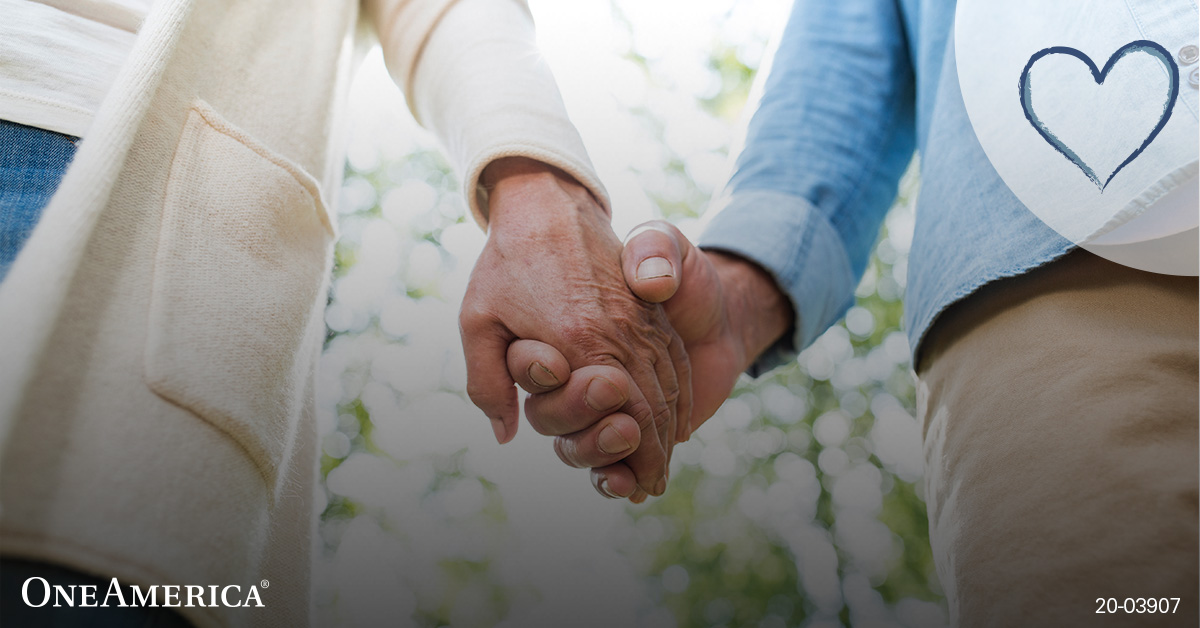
[698,190,856,377]
[405,0,609,228]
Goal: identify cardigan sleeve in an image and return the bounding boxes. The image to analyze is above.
[362,0,609,228]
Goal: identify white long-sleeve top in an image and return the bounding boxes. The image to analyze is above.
[0,2,606,627]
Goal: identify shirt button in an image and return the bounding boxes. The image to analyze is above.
[1190,67,1200,89]
[1179,45,1199,65]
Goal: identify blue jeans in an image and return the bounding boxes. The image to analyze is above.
[0,119,79,282]
[0,122,192,626]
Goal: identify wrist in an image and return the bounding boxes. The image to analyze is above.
[482,157,609,230]
[708,251,794,372]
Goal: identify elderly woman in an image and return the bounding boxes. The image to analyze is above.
[0,1,688,626]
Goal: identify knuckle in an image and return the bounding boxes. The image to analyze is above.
[629,322,672,353]
[556,302,675,368]
[652,403,672,428]
[613,307,661,339]
[558,319,598,346]
[457,294,499,330]
[560,321,622,358]
[647,324,672,348]
[465,383,486,406]
[458,306,486,334]
[625,397,656,432]
[465,383,504,410]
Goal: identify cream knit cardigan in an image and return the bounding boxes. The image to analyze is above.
[0,1,606,626]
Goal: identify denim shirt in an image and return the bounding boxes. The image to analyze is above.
[698,0,1194,373]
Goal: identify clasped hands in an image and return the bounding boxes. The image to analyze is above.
[460,158,792,502]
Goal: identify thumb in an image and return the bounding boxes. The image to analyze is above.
[625,221,724,343]
[460,315,520,444]
[622,220,689,304]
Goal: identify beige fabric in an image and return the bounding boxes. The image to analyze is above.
[917,250,1199,628]
[0,0,142,137]
[407,0,611,225]
[0,0,606,626]
[33,0,153,32]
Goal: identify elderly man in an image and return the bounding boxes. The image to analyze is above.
[511,0,1199,626]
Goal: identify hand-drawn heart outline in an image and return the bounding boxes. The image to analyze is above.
[1018,40,1179,192]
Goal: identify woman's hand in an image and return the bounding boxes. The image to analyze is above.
[459,159,692,499]
[506,220,793,499]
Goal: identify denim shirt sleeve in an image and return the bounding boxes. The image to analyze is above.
[698,0,917,376]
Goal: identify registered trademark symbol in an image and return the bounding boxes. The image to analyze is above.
[260,580,269,588]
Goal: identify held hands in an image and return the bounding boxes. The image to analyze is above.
[504,220,794,500]
[459,159,692,501]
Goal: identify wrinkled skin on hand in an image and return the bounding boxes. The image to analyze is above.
[459,158,692,500]
[506,220,793,500]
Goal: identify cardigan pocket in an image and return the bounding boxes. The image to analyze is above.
[145,102,334,501]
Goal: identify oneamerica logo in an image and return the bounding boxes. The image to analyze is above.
[21,577,267,608]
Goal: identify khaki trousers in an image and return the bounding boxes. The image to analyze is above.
[917,250,1198,628]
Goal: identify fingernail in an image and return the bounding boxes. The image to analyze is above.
[653,477,667,496]
[597,425,632,455]
[527,361,559,388]
[597,477,616,499]
[584,377,625,412]
[636,257,673,280]
[490,419,507,444]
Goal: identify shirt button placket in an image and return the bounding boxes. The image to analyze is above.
[1179,44,1199,66]
[1180,45,1200,89]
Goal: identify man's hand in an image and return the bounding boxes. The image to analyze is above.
[459,159,692,499]
[506,220,793,499]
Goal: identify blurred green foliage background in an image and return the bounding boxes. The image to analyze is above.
[314,2,946,626]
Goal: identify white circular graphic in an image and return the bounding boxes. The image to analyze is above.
[956,0,1198,276]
